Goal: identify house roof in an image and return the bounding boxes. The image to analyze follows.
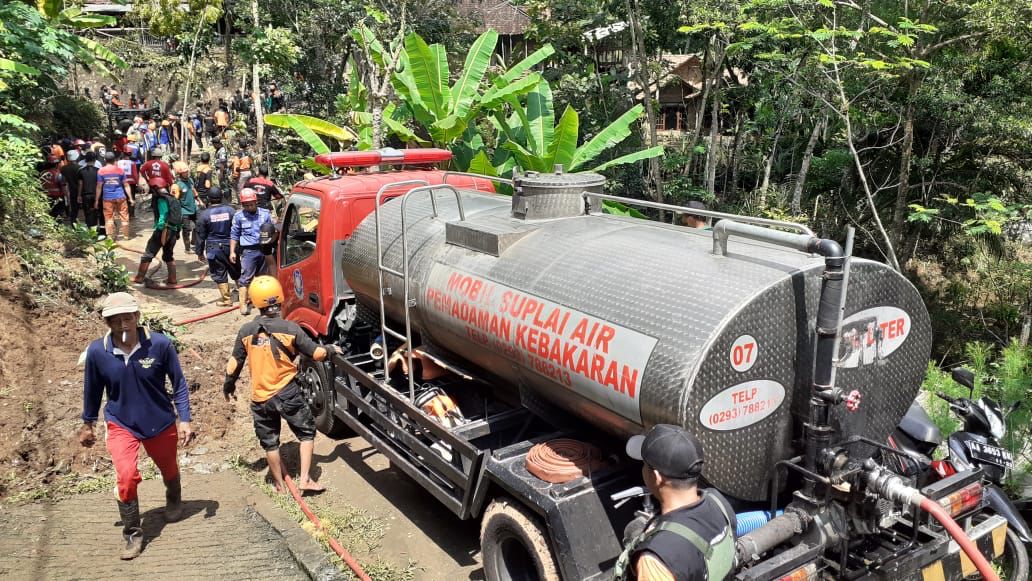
[455,0,531,36]
[631,54,747,99]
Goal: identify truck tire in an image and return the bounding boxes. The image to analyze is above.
[481,498,560,581]
[299,356,351,439]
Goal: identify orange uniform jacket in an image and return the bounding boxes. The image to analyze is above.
[227,316,327,402]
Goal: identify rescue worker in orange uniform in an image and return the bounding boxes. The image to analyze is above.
[223,276,339,494]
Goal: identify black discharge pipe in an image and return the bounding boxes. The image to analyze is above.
[711,225,847,561]
[803,237,845,496]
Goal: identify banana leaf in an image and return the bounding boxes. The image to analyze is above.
[467,150,497,177]
[280,116,330,154]
[497,45,556,86]
[302,157,332,175]
[264,113,356,144]
[60,7,116,28]
[78,37,128,70]
[481,73,541,109]
[404,33,449,119]
[569,105,645,171]
[590,146,665,172]
[351,25,386,68]
[0,58,40,76]
[451,29,497,119]
[602,200,649,219]
[502,140,542,173]
[383,112,429,145]
[526,80,554,158]
[546,106,579,171]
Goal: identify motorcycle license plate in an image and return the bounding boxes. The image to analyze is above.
[966,441,1013,468]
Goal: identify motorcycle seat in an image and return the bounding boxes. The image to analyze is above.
[898,402,942,446]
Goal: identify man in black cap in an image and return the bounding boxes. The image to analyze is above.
[615,424,736,581]
[680,201,711,230]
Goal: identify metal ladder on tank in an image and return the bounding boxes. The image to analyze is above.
[372,180,468,401]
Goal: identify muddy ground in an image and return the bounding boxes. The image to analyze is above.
[0,216,482,579]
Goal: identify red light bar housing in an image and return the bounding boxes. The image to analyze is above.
[314,148,452,169]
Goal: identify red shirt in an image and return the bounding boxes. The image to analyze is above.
[40,168,62,197]
[140,159,174,189]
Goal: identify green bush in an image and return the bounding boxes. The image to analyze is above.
[47,95,106,140]
[921,340,1032,489]
[0,134,54,252]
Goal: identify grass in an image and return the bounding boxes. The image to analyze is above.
[2,457,159,505]
[229,454,421,580]
[4,472,115,505]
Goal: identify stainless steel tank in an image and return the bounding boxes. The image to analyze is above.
[340,174,932,501]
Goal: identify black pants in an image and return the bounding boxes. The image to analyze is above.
[48,197,66,220]
[250,383,316,451]
[203,240,239,283]
[143,228,177,262]
[67,194,83,225]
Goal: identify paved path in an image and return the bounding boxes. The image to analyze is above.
[0,472,309,581]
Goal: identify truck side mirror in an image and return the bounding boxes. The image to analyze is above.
[951,368,976,394]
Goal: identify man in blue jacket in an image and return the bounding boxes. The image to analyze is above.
[79,292,195,560]
[230,187,271,315]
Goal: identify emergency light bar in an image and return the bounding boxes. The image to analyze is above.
[314,148,452,169]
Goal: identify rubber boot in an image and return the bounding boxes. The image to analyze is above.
[217,283,233,307]
[164,260,178,285]
[239,286,251,315]
[117,499,144,560]
[132,261,151,285]
[182,230,192,253]
[164,476,184,523]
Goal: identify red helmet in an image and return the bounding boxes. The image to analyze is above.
[239,188,257,203]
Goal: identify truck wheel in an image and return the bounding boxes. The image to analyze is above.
[481,498,560,581]
[299,356,351,439]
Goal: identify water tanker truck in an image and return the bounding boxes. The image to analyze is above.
[273,149,1014,580]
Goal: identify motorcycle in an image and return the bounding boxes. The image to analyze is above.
[890,367,1030,578]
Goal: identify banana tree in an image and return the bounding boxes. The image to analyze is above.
[487,79,665,174]
[392,30,553,147]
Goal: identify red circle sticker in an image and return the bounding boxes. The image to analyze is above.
[729,335,758,372]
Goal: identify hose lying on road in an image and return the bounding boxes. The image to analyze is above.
[173,306,237,326]
[116,242,211,291]
[144,268,210,290]
[282,472,372,581]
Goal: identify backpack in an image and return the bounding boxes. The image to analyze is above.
[161,191,184,227]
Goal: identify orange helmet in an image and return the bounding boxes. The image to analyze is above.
[173,161,190,174]
[249,276,284,309]
[239,188,257,203]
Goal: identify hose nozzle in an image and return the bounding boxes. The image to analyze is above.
[369,336,385,360]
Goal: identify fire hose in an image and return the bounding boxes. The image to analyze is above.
[116,241,238,325]
[919,496,999,581]
[282,471,372,581]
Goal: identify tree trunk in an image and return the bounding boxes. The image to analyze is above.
[758,119,784,209]
[223,8,232,87]
[250,0,264,160]
[626,0,664,208]
[180,15,206,159]
[891,73,919,249]
[843,113,901,271]
[704,86,720,195]
[791,113,824,214]
[727,111,745,201]
[371,95,384,150]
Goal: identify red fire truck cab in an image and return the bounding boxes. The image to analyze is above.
[273,148,495,339]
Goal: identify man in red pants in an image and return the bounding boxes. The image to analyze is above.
[80,292,195,560]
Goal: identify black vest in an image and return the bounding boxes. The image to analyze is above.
[631,492,736,581]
